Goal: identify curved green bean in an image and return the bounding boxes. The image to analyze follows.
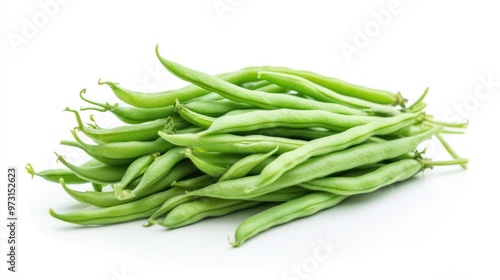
[119,147,187,200]
[54,153,128,185]
[98,66,264,108]
[158,132,307,155]
[188,126,441,200]
[258,71,400,115]
[231,192,348,247]
[254,66,404,105]
[49,188,180,225]
[155,47,365,115]
[25,163,88,184]
[79,88,175,124]
[60,160,197,207]
[219,147,278,182]
[257,112,421,186]
[299,159,423,195]
[113,153,158,196]
[68,130,174,159]
[204,109,381,135]
[161,198,262,229]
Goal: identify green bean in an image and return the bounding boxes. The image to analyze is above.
[256,83,289,93]
[257,112,422,186]
[184,100,255,116]
[254,66,404,105]
[146,192,198,225]
[65,108,188,143]
[251,127,333,140]
[25,163,88,184]
[203,109,381,135]
[119,147,187,200]
[149,186,308,227]
[219,147,278,182]
[113,153,159,196]
[67,130,174,159]
[175,100,215,128]
[185,149,244,177]
[257,71,400,115]
[300,159,423,195]
[98,66,264,108]
[60,160,197,207]
[230,192,348,247]
[59,140,137,166]
[158,131,307,154]
[241,80,271,90]
[49,187,182,225]
[54,153,128,185]
[79,89,175,124]
[243,186,312,202]
[187,126,441,200]
[299,158,467,196]
[161,198,262,229]
[155,47,365,115]
[171,174,217,189]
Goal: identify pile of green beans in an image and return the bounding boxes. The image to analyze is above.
[27,45,468,247]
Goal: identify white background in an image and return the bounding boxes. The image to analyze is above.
[1,1,499,279]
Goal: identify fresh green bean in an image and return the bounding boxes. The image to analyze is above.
[55,153,128,185]
[175,100,215,128]
[171,174,217,189]
[231,192,348,247]
[158,131,307,154]
[113,153,159,196]
[161,198,262,229]
[251,127,334,140]
[59,140,137,166]
[146,192,198,225]
[25,163,88,184]
[49,188,182,225]
[60,160,197,207]
[299,158,467,196]
[257,112,422,186]
[68,130,174,159]
[241,80,271,90]
[256,83,289,93]
[79,89,175,124]
[187,126,441,200]
[185,149,244,177]
[203,109,381,135]
[155,47,365,115]
[299,159,423,195]
[242,186,312,202]
[119,147,187,200]
[254,66,404,105]
[184,100,255,116]
[219,147,278,182]
[98,66,265,108]
[65,108,188,143]
[258,71,400,115]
